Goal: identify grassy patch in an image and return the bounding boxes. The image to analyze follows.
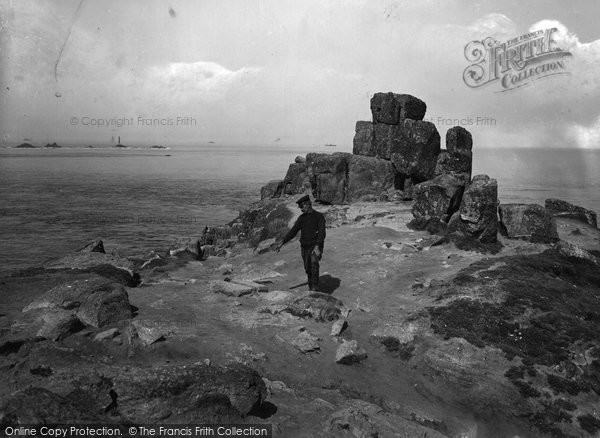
[427,248,600,436]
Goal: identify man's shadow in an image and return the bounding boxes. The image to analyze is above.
[317,274,341,295]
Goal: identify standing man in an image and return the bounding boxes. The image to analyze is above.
[275,195,326,291]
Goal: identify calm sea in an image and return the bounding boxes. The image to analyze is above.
[1,145,599,274]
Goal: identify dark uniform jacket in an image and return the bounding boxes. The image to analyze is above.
[281,209,326,251]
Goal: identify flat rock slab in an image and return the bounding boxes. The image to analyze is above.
[335,339,367,364]
[230,279,268,292]
[276,327,320,354]
[210,280,256,297]
[44,251,134,274]
[131,319,166,345]
[232,269,284,283]
[94,328,119,341]
[326,399,449,438]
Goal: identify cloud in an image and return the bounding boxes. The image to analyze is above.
[568,116,600,149]
[466,13,517,40]
[142,61,262,105]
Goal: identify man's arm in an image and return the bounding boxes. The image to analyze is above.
[275,216,301,251]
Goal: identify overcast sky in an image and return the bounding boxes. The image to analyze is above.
[1,0,599,148]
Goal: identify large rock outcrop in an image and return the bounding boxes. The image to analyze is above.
[22,274,133,329]
[0,364,267,423]
[43,240,139,287]
[498,204,559,243]
[282,162,310,195]
[306,152,351,204]
[346,155,395,202]
[411,174,466,223]
[448,175,498,243]
[370,92,427,124]
[545,198,597,228]
[352,121,375,156]
[260,180,284,199]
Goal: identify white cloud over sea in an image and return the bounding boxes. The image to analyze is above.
[1,0,599,148]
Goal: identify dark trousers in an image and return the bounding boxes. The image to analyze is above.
[301,245,320,290]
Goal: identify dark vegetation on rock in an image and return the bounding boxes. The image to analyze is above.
[428,248,600,436]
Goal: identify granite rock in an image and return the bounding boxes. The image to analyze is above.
[446,126,473,154]
[448,174,498,243]
[411,174,465,222]
[370,92,426,124]
[545,198,597,228]
[346,155,396,202]
[498,204,559,243]
[352,121,375,156]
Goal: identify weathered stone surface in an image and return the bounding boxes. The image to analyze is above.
[229,279,268,292]
[23,274,115,312]
[78,239,106,253]
[412,174,465,222]
[36,309,83,341]
[335,339,367,364]
[434,150,472,182]
[254,237,277,254]
[276,327,320,354]
[260,179,284,199]
[1,364,266,423]
[111,363,267,421]
[553,241,599,265]
[370,321,422,346]
[231,267,284,284]
[370,92,426,124]
[446,126,473,154]
[330,319,348,337]
[94,328,119,341]
[169,239,200,260]
[76,283,132,328]
[326,399,448,438]
[346,155,396,202]
[498,204,559,243]
[42,243,139,287]
[291,292,343,321]
[0,388,106,423]
[545,198,597,228]
[236,198,294,246]
[210,280,256,297]
[306,152,351,204]
[294,155,306,164]
[44,247,134,274]
[131,319,165,345]
[447,174,498,243]
[352,121,375,156]
[282,162,309,195]
[373,120,440,184]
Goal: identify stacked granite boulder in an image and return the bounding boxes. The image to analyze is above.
[434,126,473,184]
[261,92,449,204]
[356,93,438,193]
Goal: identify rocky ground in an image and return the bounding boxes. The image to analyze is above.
[1,199,600,437]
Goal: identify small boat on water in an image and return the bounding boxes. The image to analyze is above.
[324,144,337,147]
[114,136,127,148]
